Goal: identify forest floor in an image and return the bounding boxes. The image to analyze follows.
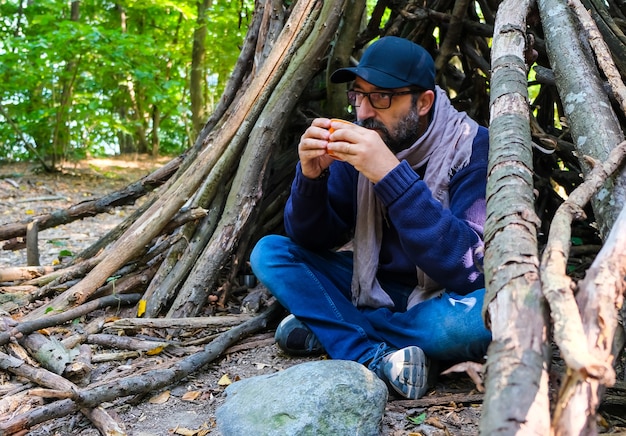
[0,157,624,436]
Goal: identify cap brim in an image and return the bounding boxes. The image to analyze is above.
[330,66,413,89]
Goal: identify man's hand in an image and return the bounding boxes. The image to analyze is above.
[298,118,335,179]
[327,120,400,183]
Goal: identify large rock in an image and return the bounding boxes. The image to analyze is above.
[216,359,388,436]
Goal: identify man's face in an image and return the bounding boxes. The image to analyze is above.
[353,77,422,154]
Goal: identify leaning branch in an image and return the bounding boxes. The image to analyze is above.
[540,140,626,384]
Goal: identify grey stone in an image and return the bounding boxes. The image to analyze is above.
[216,359,388,436]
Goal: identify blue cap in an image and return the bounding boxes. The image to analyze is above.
[330,36,435,90]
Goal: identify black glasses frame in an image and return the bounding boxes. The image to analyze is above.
[346,89,419,109]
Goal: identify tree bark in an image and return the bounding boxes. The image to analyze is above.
[538,0,626,239]
[481,0,551,434]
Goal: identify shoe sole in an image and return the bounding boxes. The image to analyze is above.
[383,346,429,399]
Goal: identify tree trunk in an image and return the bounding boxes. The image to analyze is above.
[538,0,626,239]
[481,1,551,433]
[190,0,211,138]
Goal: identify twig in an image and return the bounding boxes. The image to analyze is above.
[390,393,484,408]
[86,334,170,352]
[15,196,67,203]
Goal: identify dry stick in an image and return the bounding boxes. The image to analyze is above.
[24,255,103,288]
[0,351,77,393]
[434,0,473,75]
[79,407,126,436]
[0,294,141,346]
[25,221,39,267]
[540,140,626,383]
[0,266,55,282]
[551,192,626,433]
[568,0,626,114]
[86,334,170,352]
[0,301,281,434]
[104,315,250,331]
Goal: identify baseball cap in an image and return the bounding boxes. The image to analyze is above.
[330,36,435,90]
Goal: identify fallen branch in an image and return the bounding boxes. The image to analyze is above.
[104,315,251,331]
[86,334,170,352]
[0,301,281,435]
[0,294,141,346]
[0,266,55,283]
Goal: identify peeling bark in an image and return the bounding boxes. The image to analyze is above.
[481,0,551,433]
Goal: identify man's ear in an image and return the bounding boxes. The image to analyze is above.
[417,90,435,116]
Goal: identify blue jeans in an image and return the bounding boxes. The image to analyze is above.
[250,235,492,366]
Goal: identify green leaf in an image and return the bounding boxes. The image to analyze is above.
[408,412,427,425]
[45,306,55,314]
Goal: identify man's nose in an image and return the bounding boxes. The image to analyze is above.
[356,96,376,120]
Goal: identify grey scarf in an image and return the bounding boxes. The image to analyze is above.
[350,86,479,309]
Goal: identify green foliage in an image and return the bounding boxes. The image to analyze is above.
[0,0,252,164]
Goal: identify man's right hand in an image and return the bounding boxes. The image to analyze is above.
[298,118,335,179]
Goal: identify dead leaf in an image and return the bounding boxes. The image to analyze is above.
[181,390,201,401]
[172,423,210,436]
[148,390,170,404]
[172,427,196,436]
[440,361,485,393]
[217,374,232,386]
[146,345,166,356]
[425,416,445,429]
[137,299,147,317]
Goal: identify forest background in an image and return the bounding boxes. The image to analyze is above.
[0,0,254,167]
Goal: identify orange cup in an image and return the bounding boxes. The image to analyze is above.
[328,118,353,134]
[328,119,352,159]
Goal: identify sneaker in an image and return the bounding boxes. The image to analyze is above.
[274,314,325,356]
[369,345,430,399]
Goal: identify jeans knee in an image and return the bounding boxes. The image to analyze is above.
[250,234,291,278]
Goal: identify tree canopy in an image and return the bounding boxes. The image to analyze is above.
[0,0,252,165]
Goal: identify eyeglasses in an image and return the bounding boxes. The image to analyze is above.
[346,89,419,109]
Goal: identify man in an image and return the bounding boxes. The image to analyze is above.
[250,36,492,400]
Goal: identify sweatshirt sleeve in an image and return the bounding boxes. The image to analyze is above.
[373,127,489,293]
[284,161,357,250]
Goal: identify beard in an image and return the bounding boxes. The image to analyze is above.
[358,106,422,154]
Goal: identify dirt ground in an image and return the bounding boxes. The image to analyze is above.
[0,157,622,435]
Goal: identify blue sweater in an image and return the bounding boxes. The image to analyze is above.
[284,126,489,295]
